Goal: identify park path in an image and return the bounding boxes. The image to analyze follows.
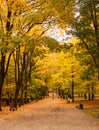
[0,94,99,130]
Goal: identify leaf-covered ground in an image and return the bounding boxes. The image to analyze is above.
[0,94,99,130]
[71,98,99,118]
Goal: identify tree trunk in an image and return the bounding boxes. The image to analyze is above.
[88,93,91,100]
[71,70,74,102]
[72,78,74,102]
[0,55,5,111]
[92,82,94,100]
[84,94,87,99]
[0,86,3,111]
[98,70,99,81]
[0,70,3,111]
[13,45,21,109]
[19,90,24,107]
[24,85,28,103]
[14,85,20,109]
[14,77,23,109]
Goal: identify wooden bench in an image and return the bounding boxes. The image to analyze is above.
[9,102,17,111]
[76,104,83,109]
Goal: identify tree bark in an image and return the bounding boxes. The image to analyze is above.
[0,81,3,111]
[71,64,74,102]
[71,75,74,102]
[0,54,5,111]
[14,86,19,109]
[92,82,94,100]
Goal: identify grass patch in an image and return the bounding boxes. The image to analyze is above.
[84,108,99,118]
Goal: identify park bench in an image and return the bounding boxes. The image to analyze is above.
[9,102,17,111]
[76,103,83,109]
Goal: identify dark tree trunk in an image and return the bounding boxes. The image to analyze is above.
[13,46,26,109]
[0,85,3,111]
[71,69,74,102]
[19,90,24,106]
[0,55,5,111]
[72,79,74,102]
[24,85,28,103]
[92,82,94,100]
[88,93,91,100]
[14,85,20,109]
[14,76,22,109]
[0,69,3,111]
[84,94,87,99]
[13,46,21,109]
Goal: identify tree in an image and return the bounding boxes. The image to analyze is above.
[49,39,81,102]
[49,0,99,79]
[0,0,58,110]
[0,0,36,110]
[0,0,18,111]
[50,0,99,97]
[70,0,99,79]
[76,44,98,100]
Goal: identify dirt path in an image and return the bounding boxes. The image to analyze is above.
[0,94,99,130]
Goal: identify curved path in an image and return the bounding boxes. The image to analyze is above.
[0,94,99,130]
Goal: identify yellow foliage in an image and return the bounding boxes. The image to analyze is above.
[28,25,45,37]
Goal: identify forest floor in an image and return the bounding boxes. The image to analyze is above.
[0,94,99,130]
